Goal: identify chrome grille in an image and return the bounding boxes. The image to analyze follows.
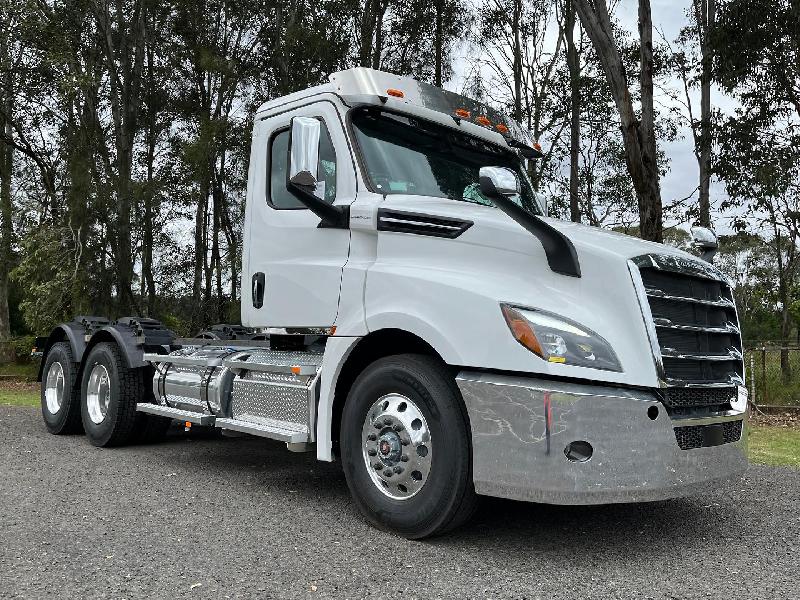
[634,256,744,390]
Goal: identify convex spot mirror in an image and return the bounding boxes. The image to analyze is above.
[288,116,320,188]
[479,166,520,197]
[691,226,718,263]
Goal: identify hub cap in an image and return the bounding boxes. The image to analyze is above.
[86,364,111,424]
[361,393,432,500]
[44,362,65,414]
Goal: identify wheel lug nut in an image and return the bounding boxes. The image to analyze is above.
[383,469,393,477]
[367,433,377,441]
[400,455,409,462]
[401,438,410,446]
[393,424,402,432]
[373,462,384,470]
[368,449,377,456]
[383,418,392,426]
[394,466,403,474]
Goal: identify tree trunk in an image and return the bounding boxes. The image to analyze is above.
[574,0,663,242]
[434,0,443,86]
[565,0,581,223]
[192,178,209,332]
[359,0,378,67]
[512,0,523,122]
[96,1,147,314]
[694,0,715,227]
[0,66,12,361]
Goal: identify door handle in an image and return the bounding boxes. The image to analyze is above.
[252,272,265,308]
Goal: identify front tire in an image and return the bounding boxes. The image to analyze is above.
[41,342,83,435]
[80,342,142,447]
[340,354,478,539]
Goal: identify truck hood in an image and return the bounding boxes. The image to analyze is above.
[454,202,695,266]
[364,195,725,388]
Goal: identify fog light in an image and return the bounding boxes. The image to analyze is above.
[564,440,593,462]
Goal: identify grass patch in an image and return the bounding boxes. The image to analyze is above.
[0,386,39,407]
[0,362,38,379]
[748,424,800,468]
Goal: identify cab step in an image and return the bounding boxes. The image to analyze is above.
[135,403,216,426]
[214,416,309,443]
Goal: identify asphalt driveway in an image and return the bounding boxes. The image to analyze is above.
[1,406,797,599]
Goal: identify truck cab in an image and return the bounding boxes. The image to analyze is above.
[37,68,748,538]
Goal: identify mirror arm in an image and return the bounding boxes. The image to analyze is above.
[479,176,581,278]
[287,182,350,229]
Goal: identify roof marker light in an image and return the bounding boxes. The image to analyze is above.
[496,123,509,134]
[534,142,543,152]
[386,88,404,98]
[476,115,492,127]
[455,108,471,119]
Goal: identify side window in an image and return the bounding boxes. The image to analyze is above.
[269,120,337,209]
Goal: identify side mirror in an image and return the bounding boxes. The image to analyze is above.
[286,116,348,228]
[288,116,320,188]
[479,166,520,197]
[691,226,718,263]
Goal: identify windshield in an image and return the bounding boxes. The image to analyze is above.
[350,108,541,215]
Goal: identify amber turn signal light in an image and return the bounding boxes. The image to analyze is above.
[386,88,404,98]
[501,305,543,357]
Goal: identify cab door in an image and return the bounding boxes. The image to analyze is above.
[241,100,355,328]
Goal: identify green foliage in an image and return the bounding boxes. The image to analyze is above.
[11,228,76,333]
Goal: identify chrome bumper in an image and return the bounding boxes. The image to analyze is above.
[456,371,748,505]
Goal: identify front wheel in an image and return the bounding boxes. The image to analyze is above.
[340,354,478,539]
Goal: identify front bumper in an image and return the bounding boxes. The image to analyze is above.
[456,371,748,504]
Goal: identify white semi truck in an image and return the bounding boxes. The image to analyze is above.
[36,68,748,538]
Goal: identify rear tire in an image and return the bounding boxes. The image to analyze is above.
[340,354,478,539]
[80,342,143,447]
[41,342,83,435]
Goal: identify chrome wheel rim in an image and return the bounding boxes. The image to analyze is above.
[86,364,111,424]
[44,361,65,414]
[361,393,432,500]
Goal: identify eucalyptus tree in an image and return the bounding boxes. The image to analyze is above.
[573,0,663,242]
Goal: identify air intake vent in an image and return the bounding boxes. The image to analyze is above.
[674,419,743,450]
[377,209,473,239]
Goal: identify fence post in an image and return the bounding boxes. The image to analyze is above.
[761,347,767,405]
[750,352,756,407]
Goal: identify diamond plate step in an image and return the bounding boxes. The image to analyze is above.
[214,415,309,443]
[222,349,324,376]
[136,403,215,425]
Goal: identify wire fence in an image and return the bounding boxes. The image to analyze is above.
[745,345,800,408]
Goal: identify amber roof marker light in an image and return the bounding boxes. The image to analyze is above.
[476,115,492,127]
[386,88,405,98]
[455,108,471,119]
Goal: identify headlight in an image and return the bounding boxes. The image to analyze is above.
[501,304,622,372]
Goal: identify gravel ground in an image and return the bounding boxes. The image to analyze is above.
[1,406,797,600]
